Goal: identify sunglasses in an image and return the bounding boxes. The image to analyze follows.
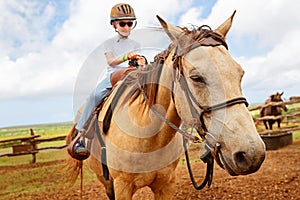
[118,21,134,27]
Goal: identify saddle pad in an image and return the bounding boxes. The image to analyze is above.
[98,81,122,123]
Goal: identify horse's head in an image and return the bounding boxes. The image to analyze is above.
[271,92,283,102]
[271,92,288,111]
[157,12,265,176]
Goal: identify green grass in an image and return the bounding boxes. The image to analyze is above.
[1,163,61,195]
[0,149,68,166]
[250,103,300,118]
[0,122,73,165]
[0,122,73,140]
[293,130,300,141]
[0,150,98,199]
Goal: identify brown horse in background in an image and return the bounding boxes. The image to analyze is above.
[260,92,288,130]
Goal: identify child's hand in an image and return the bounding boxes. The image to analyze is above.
[126,52,139,60]
[136,55,147,66]
[126,52,147,66]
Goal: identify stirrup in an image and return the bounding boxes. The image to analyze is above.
[67,129,90,160]
[74,140,90,157]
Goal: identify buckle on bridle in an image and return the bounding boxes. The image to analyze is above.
[200,133,225,169]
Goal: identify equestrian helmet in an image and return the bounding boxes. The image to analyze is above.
[110,3,136,24]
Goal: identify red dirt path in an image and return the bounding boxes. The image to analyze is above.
[3,144,300,200]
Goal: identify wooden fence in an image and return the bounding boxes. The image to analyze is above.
[250,97,300,150]
[250,98,300,134]
[0,98,299,162]
[0,128,66,163]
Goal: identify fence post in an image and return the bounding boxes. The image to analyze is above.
[30,128,37,163]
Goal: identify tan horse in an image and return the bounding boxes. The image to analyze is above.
[66,12,266,200]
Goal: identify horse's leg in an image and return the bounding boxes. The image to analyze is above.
[96,175,115,200]
[86,155,115,199]
[269,120,273,130]
[150,172,176,200]
[277,119,281,128]
[113,177,134,200]
[263,120,268,129]
[152,183,175,200]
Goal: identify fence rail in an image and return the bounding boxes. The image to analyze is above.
[0,128,66,163]
[249,99,300,111]
[258,126,300,135]
[251,98,300,135]
[0,98,299,162]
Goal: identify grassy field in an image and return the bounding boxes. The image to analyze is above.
[0,122,73,164]
[250,103,300,118]
[0,122,73,139]
[0,123,87,199]
[0,150,99,199]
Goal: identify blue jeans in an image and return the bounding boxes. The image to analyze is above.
[76,75,112,130]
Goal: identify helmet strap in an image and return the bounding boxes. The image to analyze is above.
[131,21,137,29]
[115,29,128,39]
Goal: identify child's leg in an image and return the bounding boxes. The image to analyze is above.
[70,75,111,160]
[76,76,111,130]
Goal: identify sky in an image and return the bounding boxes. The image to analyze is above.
[0,0,299,128]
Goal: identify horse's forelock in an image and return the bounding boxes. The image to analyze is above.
[175,26,227,56]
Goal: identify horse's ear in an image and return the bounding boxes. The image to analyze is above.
[157,15,183,42]
[215,10,236,39]
[280,92,284,96]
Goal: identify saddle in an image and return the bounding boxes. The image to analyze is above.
[110,56,147,87]
[110,66,136,87]
[68,65,137,158]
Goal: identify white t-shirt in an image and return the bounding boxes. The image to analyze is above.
[102,36,140,74]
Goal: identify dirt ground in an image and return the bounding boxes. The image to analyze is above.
[3,144,300,200]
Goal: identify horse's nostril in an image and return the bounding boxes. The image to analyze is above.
[234,151,250,169]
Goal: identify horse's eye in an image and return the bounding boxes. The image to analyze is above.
[190,75,206,84]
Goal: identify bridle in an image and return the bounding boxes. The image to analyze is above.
[173,57,248,189]
[139,26,249,190]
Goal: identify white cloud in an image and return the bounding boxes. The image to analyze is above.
[241,28,300,93]
[177,0,300,102]
[178,7,204,26]
[0,1,57,59]
[0,0,193,102]
[132,0,193,25]
[0,0,103,100]
[0,0,299,127]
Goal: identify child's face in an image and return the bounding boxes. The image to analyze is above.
[114,20,135,37]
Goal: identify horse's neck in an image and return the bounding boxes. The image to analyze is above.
[145,58,181,140]
[108,59,181,151]
[148,56,182,143]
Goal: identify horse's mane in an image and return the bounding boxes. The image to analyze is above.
[119,48,170,108]
[116,25,227,109]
